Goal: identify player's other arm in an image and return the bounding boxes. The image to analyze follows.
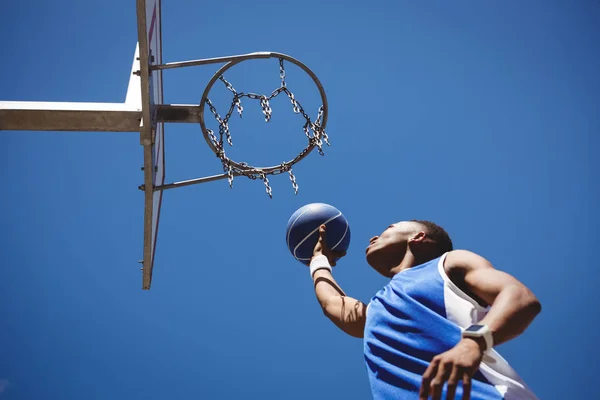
[419,250,541,399]
[311,225,367,339]
[446,249,542,346]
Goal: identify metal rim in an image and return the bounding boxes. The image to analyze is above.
[198,52,329,174]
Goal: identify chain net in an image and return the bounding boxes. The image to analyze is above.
[203,58,329,198]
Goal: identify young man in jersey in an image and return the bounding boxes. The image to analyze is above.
[309,220,541,400]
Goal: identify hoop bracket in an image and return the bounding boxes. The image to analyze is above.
[155,104,201,123]
[149,52,273,71]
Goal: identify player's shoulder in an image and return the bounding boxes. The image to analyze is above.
[443,249,494,272]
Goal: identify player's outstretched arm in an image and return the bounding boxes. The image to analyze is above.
[310,225,367,339]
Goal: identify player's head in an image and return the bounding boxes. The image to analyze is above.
[365,220,453,277]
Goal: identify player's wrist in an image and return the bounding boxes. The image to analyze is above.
[459,337,486,354]
[310,254,332,277]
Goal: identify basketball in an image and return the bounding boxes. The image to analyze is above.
[286,203,351,265]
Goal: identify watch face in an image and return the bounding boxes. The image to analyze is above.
[465,325,484,332]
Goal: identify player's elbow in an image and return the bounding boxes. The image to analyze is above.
[509,285,542,328]
[521,294,542,336]
[527,296,542,319]
[518,287,542,317]
[530,293,542,312]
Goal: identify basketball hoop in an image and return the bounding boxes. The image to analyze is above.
[198,52,329,198]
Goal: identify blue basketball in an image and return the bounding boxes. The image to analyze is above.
[286,203,351,265]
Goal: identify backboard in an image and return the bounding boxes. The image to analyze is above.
[137,0,165,290]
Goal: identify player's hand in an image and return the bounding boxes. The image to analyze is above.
[419,338,484,400]
[312,225,346,267]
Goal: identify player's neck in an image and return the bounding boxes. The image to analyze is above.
[388,252,415,276]
[388,251,430,277]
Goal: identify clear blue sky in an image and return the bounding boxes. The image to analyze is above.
[1,1,599,399]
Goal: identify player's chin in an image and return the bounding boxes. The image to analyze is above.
[365,250,390,277]
[365,248,379,268]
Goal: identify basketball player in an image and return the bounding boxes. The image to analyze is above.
[309,221,541,400]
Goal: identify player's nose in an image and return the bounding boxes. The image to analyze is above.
[369,236,379,244]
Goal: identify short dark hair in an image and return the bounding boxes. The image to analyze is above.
[412,220,453,257]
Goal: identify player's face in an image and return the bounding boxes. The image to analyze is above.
[365,221,419,276]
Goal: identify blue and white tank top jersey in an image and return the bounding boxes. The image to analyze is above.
[363,253,538,400]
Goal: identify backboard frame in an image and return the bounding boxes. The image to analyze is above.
[136,0,165,290]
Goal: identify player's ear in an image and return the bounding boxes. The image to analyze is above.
[408,231,427,243]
